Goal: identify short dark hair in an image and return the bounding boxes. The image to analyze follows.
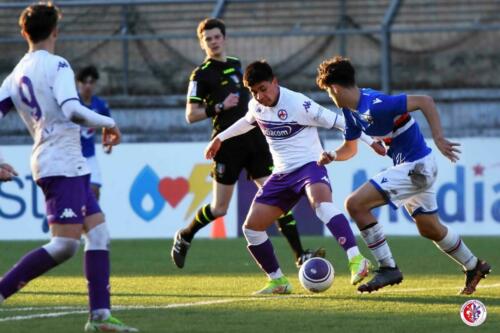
[316,56,356,89]
[76,65,99,82]
[197,18,226,40]
[19,2,61,44]
[243,60,274,87]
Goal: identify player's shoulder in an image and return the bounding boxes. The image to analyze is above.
[45,53,72,71]
[189,59,212,81]
[226,56,241,66]
[91,95,109,108]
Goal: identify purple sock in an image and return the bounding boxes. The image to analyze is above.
[326,213,357,252]
[0,248,57,299]
[84,250,110,311]
[247,239,280,275]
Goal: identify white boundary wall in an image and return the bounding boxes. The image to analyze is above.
[0,138,498,239]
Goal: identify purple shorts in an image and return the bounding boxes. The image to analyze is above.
[36,174,101,224]
[254,162,332,212]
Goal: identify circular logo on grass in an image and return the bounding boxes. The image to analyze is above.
[460,300,487,326]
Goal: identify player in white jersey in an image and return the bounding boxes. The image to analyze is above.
[0,3,137,332]
[316,56,491,294]
[0,150,18,181]
[205,60,384,294]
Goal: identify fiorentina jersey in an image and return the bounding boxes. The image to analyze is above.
[80,95,111,158]
[245,86,341,173]
[0,50,89,180]
[342,88,431,165]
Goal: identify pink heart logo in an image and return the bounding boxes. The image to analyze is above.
[158,177,190,208]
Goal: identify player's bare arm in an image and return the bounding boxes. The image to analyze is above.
[407,95,461,163]
[204,137,221,159]
[185,92,240,124]
[318,139,357,166]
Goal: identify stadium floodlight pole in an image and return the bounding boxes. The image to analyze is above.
[211,0,226,19]
[381,0,401,94]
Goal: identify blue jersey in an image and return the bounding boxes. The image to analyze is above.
[342,88,431,165]
[79,95,111,158]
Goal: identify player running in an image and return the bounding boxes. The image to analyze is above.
[172,18,324,269]
[0,3,137,331]
[316,55,491,294]
[205,60,383,294]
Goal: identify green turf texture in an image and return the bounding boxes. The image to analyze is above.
[0,236,498,332]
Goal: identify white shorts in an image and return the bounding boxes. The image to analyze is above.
[370,154,438,217]
[86,155,102,187]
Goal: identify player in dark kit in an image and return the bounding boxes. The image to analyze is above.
[171,18,324,269]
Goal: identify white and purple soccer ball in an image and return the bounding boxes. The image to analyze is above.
[298,257,334,293]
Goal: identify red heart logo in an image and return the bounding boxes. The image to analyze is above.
[158,177,190,208]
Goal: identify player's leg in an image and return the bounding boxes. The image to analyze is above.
[0,176,83,303]
[305,181,372,285]
[171,180,235,268]
[244,202,291,295]
[346,181,403,292]
[82,213,137,332]
[90,184,100,202]
[412,211,491,295]
[253,176,324,267]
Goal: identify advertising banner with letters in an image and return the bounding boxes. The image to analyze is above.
[0,138,498,239]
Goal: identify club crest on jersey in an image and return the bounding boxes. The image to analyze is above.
[277,109,288,120]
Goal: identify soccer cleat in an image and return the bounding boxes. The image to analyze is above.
[171,230,191,269]
[348,254,373,285]
[253,276,292,295]
[295,247,326,268]
[84,315,139,332]
[460,259,491,295]
[357,266,403,293]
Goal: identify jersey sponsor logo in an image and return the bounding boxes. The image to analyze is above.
[303,101,312,112]
[373,97,383,104]
[57,61,68,71]
[277,109,288,120]
[258,121,305,140]
[59,208,77,219]
[381,177,388,183]
[187,81,198,97]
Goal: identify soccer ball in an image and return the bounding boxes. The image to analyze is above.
[298,257,334,293]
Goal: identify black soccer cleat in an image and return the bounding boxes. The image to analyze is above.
[460,259,491,295]
[357,266,403,293]
[171,230,191,269]
[295,247,326,268]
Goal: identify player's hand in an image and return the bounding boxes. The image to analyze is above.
[371,141,386,156]
[434,136,461,163]
[0,163,18,181]
[103,145,113,154]
[221,93,239,111]
[317,151,336,166]
[102,125,121,148]
[205,137,222,160]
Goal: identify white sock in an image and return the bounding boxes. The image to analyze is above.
[346,246,360,261]
[269,268,283,280]
[434,228,477,271]
[360,223,396,268]
[91,308,111,321]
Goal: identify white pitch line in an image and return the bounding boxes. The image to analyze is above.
[0,295,307,322]
[378,282,500,294]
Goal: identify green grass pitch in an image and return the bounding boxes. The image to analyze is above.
[0,236,498,332]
